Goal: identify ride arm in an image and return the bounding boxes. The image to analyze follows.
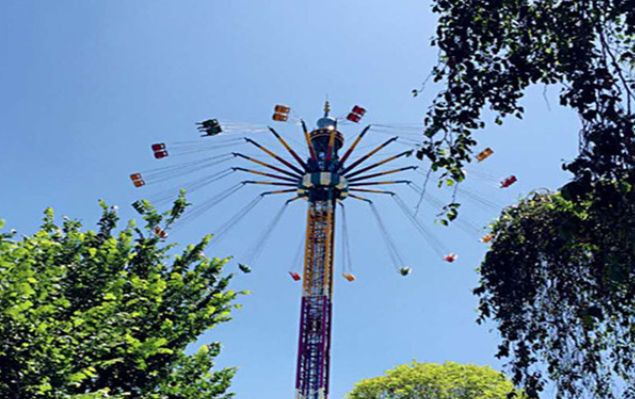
[347,194,373,203]
[345,151,413,179]
[301,120,318,163]
[349,180,411,187]
[232,166,299,183]
[233,152,302,179]
[268,127,308,170]
[338,125,371,166]
[340,136,398,174]
[260,188,298,197]
[244,138,305,175]
[243,180,298,187]
[347,165,417,183]
[349,188,396,195]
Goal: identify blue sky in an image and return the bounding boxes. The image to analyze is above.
[1,1,580,397]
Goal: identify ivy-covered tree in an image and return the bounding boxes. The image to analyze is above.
[475,177,635,398]
[347,361,524,399]
[0,195,240,399]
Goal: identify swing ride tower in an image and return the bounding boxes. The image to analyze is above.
[294,103,344,399]
[131,101,489,399]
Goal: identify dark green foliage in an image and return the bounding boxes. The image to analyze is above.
[422,0,635,189]
[0,195,239,399]
[475,177,635,398]
[422,2,635,397]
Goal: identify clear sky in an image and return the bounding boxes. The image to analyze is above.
[1,1,580,398]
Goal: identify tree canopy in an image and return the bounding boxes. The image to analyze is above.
[347,361,523,399]
[0,196,239,399]
[421,1,635,397]
[421,0,635,189]
[475,178,635,398]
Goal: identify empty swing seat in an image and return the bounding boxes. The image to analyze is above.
[153,226,168,239]
[273,104,291,122]
[154,150,169,159]
[130,173,145,187]
[476,148,494,162]
[151,143,166,152]
[443,253,458,263]
[500,175,517,188]
[346,105,366,123]
[342,273,356,282]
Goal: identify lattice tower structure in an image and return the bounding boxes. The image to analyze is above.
[295,112,346,399]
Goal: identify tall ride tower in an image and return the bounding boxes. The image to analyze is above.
[295,102,346,399]
[130,101,422,399]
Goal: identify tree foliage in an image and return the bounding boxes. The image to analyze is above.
[0,196,239,399]
[347,361,523,399]
[475,176,635,398]
[420,1,635,397]
[420,0,635,188]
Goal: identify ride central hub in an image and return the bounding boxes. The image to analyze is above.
[298,172,349,201]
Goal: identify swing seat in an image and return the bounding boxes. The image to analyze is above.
[198,119,222,135]
[238,263,252,273]
[130,173,145,187]
[399,267,412,276]
[346,105,366,123]
[476,147,494,162]
[351,105,366,116]
[481,234,494,243]
[443,253,458,263]
[273,104,290,122]
[274,104,290,114]
[342,273,356,282]
[131,200,144,213]
[500,175,517,188]
[153,226,168,239]
[154,150,169,159]
[289,272,301,281]
[272,112,289,122]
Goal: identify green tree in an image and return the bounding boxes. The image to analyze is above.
[0,195,240,399]
[347,361,523,399]
[419,0,634,188]
[418,2,635,397]
[475,178,635,399]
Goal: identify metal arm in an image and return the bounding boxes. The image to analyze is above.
[345,150,413,179]
[349,188,396,195]
[269,127,308,170]
[338,125,371,166]
[347,165,417,183]
[349,180,411,187]
[233,166,299,183]
[243,180,298,187]
[340,136,398,174]
[301,119,318,163]
[244,138,305,175]
[347,193,373,203]
[260,188,298,197]
[233,152,302,179]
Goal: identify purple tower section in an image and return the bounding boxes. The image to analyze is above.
[295,296,332,398]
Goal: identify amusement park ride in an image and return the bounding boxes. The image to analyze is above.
[129,102,515,399]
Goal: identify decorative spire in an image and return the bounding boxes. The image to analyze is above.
[324,100,331,117]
